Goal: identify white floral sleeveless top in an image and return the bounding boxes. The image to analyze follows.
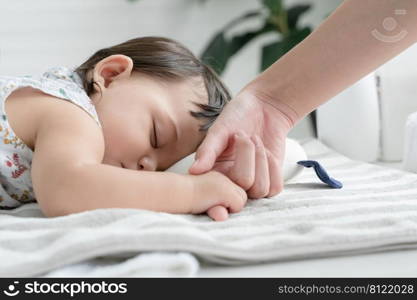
[0,66,102,209]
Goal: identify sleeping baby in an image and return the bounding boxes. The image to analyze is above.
[0,36,254,221]
[0,36,320,222]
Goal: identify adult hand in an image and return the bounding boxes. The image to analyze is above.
[188,0,417,220]
[189,89,295,200]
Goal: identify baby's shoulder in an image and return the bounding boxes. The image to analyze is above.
[5,87,103,153]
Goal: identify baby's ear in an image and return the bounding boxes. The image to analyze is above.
[93,55,134,88]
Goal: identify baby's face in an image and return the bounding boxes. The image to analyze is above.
[91,72,207,171]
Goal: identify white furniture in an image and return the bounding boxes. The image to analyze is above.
[317,72,380,162]
[316,44,417,163]
[403,112,417,172]
[377,44,417,161]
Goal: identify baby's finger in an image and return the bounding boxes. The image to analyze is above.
[247,135,270,199]
[228,133,255,191]
[207,206,229,221]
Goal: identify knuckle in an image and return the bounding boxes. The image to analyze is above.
[232,189,246,212]
[236,176,254,190]
[236,132,253,144]
[240,190,248,203]
[248,184,269,199]
[255,143,264,153]
[234,201,244,212]
[242,137,255,147]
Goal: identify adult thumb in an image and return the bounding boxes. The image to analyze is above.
[189,129,229,175]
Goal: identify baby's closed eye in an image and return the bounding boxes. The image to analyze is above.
[151,118,159,148]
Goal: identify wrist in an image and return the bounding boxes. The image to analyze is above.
[182,174,197,215]
[239,85,300,130]
[154,173,197,214]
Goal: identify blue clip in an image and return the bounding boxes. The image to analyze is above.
[297,160,343,189]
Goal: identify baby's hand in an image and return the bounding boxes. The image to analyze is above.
[190,171,247,221]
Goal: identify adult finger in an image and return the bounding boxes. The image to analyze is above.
[189,127,230,175]
[228,132,256,191]
[266,151,284,197]
[247,135,270,199]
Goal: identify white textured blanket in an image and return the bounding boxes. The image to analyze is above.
[1,139,417,277]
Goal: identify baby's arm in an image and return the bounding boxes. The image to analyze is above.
[49,165,194,216]
[30,95,192,216]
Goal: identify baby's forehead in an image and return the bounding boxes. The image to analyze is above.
[132,71,208,100]
[184,76,208,104]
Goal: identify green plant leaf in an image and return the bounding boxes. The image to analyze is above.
[201,21,275,76]
[287,4,311,30]
[201,32,231,75]
[223,10,262,31]
[261,27,311,71]
[262,0,283,16]
[200,10,263,75]
[229,22,275,56]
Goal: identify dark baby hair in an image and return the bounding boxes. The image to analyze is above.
[75,36,231,131]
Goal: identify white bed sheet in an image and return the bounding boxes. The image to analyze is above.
[199,159,417,278]
[2,140,417,277]
[198,247,417,277]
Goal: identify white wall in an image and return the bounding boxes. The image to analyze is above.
[0,0,342,138]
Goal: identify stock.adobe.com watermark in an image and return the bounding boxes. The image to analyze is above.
[3,280,127,297]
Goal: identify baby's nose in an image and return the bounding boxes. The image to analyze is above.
[138,156,157,171]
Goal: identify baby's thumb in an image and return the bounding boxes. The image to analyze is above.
[189,130,228,175]
[207,206,229,221]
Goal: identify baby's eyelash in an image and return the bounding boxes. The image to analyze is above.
[153,119,158,148]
